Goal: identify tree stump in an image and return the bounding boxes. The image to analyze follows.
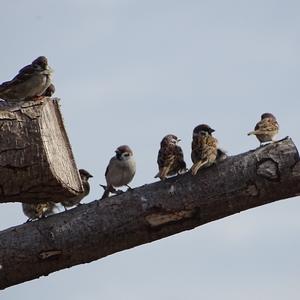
[0,98,82,203]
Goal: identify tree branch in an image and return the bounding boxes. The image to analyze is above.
[0,137,300,289]
[0,98,82,203]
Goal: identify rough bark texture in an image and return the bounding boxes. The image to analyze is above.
[0,98,82,203]
[0,138,300,289]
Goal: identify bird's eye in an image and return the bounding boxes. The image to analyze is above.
[124,153,130,157]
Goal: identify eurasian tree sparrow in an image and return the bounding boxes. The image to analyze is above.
[22,202,56,222]
[248,113,279,145]
[61,169,93,209]
[0,56,53,101]
[155,134,187,180]
[101,145,136,199]
[191,124,218,176]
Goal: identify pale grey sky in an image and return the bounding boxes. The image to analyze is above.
[1,0,300,299]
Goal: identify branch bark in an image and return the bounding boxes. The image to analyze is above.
[0,98,82,203]
[0,138,300,289]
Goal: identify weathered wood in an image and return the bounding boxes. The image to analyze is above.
[0,138,300,289]
[0,98,82,203]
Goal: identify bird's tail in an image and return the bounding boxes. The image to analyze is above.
[154,167,169,180]
[100,184,116,200]
[190,159,208,176]
[101,189,110,200]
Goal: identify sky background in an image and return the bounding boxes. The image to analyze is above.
[1,0,300,299]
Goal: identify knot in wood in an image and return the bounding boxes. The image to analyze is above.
[257,159,279,181]
[145,210,194,227]
[39,249,62,260]
[246,184,259,196]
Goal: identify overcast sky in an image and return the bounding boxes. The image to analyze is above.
[1,0,300,299]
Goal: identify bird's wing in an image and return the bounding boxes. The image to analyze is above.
[175,145,187,170]
[0,64,36,93]
[175,145,184,160]
[104,165,109,177]
[157,149,175,168]
[200,136,218,161]
[156,148,177,178]
[11,65,36,82]
[191,139,200,164]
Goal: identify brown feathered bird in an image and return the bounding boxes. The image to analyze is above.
[0,56,53,101]
[61,169,93,209]
[22,202,57,222]
[190,124,218,176]
[155,134,187,180]
[248,113,279,145]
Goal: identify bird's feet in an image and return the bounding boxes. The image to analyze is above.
[126,184,133,191]
[190,164,199,176]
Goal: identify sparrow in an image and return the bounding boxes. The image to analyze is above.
[190,124,218,176]
[155,134,187,180]
[247,113,279,145]
[61,169,93,209]
[42,83,55,97]
[0,56,53,101]
[22,202,56,222]
[101,145,136,199]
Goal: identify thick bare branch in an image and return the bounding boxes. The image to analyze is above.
[0,137,299,289]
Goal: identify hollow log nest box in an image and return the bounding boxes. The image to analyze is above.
[0,98,83,204]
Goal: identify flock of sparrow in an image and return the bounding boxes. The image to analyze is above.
[0,56,280,222]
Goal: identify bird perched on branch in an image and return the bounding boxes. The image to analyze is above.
[22,202,57,222]
[155,134,187,180]
[61,169,93,209]
[0,56,53,101]
[190,124,218,176]
[248,113,279,145]
[101,145,136,199]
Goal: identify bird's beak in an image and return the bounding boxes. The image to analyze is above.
[177,138,181,142]
[210,128,215,133]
